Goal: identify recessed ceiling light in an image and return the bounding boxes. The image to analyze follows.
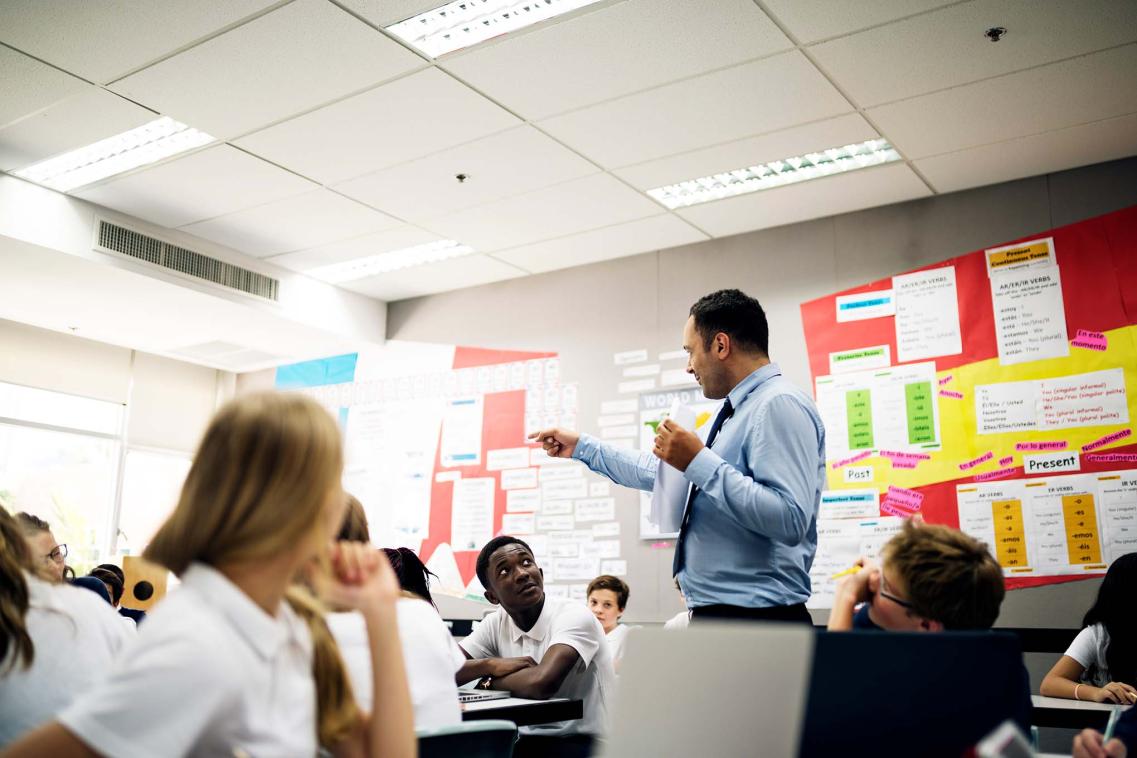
[386,0,605,58]
[12,116,216,192]
[646,139,903,210]
[305,240,476,283]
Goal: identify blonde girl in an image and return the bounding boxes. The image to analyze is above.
[2,392,415,758]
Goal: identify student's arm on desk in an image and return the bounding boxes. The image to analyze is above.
[684,396,819,544]
[490,644,581,700]
[456,651,538,685]
[1042,655,1137,704]
[531,428,656,492]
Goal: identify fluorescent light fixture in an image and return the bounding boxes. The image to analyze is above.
[386,0,604,58]
[12,116,216,192]
[306,240,476,283]
[646,139,903,210]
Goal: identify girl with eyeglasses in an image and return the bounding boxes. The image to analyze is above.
[13,513,66,584]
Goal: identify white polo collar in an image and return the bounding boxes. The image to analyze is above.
[505,596,555,645]
[181,562,310,661]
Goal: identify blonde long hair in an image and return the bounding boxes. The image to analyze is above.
[144,391,360,746]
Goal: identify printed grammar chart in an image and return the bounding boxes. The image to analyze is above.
[801,205,1137,601]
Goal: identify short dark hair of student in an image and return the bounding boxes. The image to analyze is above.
[89,568,124,605]
[882,521,1005,630]
[587,575,629,610]
[14,511,50,537]
[337,493,370,543]
[1082,552,1137,686]
[95,563,125,584]
[132,580,154,602]
[382,547,438,607]
[475,536,533,590]
[688,289,769,355]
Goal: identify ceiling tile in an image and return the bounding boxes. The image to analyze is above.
[811,0,1137,108]
[265,225,442,272]
[441,0,791,120]
[676,162,931,237]
[494,214,708,274]
[868,44,1137,159]
[0,88,154,171]
[762,0,955,45]
[179,189,401,257]
[916,112,1137,194]
[109,0,425,139]
[236,68,520,185]
[537,52,852,168]
[74,145,317,229]
[344,253,527,302]
[334,126,599,223]
[0,45,87,127]
[613,113,878,190]
[426,173,664,251]
[336,0,445,28]
[0,0,279,84]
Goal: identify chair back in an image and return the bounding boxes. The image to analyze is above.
[417,719,517,758]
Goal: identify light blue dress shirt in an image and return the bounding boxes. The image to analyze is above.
[573,363,826,608]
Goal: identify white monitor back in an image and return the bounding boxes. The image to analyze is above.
[597,622,814,758]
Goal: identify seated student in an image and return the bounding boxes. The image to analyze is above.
[14,513,65,584]
[459,535,615,758]
[586,575,635,669]
[118,581,152,626]
[326,494,465,730]
[1042,553,1137,704]
[1074,704,1137,757]
[88,567,137,632]
[0,509,129,747]
[2,392,416,758]
[828,520,1005,631]
[663,577,690,630]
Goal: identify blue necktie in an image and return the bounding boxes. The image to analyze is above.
[672,398,734,576]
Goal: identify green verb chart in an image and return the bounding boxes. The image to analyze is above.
[815,362,943,461]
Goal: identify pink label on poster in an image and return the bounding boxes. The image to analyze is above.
[1016,441,1067,451]
[938,375,954,386]
[1071,329,1108,352]
[959,451,994,471]
[831,450,873,469]
[881,501,918,518]
[939,390,964,399]
[974,466,1018,482]
[1083,428,1133,452]
[886,485,924,509]
[890,460,918,469]
[999,456,1014,466]
[1086,453,1137,463]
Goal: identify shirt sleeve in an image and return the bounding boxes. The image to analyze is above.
[58,630,237,758]
[684,393,821,545]
[547,604,602,668]
[1062,625,1100,670]
[459,613,501,660]
[573,433,657,492]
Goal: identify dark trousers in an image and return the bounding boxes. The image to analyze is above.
[513,734,594,758]
[690,602,813,624]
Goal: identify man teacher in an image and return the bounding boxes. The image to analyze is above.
[531,289,826,623]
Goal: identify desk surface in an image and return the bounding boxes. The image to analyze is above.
[461,697,584,727]
[1032,695,1131,730]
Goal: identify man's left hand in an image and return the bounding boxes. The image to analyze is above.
[653,418,704,471]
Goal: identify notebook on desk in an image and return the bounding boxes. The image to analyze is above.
[458,690,512,704]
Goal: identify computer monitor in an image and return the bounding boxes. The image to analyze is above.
[801,630,1032,758]
[597,623,814,758]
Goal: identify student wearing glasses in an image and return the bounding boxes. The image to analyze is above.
[827,520,1005,632]
[14,513,66,584]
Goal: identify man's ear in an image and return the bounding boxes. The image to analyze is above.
[918,618,944,632]
[484,589,500,606]
[715,332,731,360]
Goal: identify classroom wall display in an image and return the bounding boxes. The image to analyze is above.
[800,205,1137,606]
[273,342,623,602]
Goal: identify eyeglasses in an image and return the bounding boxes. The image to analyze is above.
[879,574,913,609]
[45,544,68,563]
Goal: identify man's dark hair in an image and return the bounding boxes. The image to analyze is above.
[475,536,533,590]
[89,567,124,605]
[587,575,629,610]
[689,289,769,355]
[133,580,154,601]
[95,563,125,584]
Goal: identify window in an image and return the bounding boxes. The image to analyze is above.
[116,449,191,556]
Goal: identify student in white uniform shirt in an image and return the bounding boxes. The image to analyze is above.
[2,392,416,758]
[0,509,131,747]
[326,495,465,729]
[663,577,691,630]
[586,575,635,670]
[459,535,615,758]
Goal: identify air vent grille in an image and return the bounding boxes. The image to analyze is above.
[96,221,279,301]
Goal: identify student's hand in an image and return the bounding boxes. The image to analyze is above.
[1074,728,1128,758]
[486,656,539,678]
[834,557,879,607]
[325,542,401,615]
[653,419,703,472]
[1092,682,1137,704]
[530,428,579,459]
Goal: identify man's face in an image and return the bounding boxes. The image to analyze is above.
[683,316,728,400]
[28,530,64,583]
[868,564,926,632]
[485,543,544,610]
[588,589,622,632]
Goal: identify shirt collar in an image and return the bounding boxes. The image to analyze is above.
[181,562,308,660]
[505,597,555,644]
[726,362,782,410]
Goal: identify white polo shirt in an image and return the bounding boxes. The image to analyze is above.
[0,575,131,746]
[328,597,465,730]
[59,563,317,758]
[460,597,614,737]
